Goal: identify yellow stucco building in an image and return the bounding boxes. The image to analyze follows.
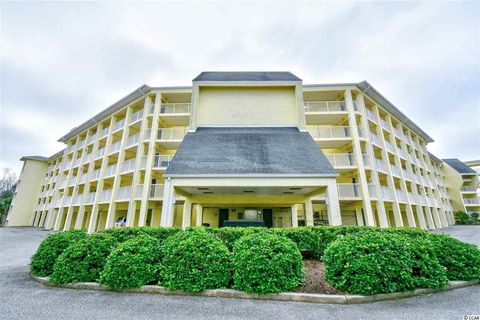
[6,72,469,231]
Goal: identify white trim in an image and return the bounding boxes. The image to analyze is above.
[165,173,338,178]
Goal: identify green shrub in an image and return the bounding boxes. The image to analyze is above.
[50,233,117,284]
[160,229,231,292]
[100,235,161,289]
[324,232,447,295]
[233,233,304,294]
[274,228,322,259]
[30,230,87,277]
[455,211,471,224]
[205,227,269,251]
[382,227,429,238]
[102,226,180,244]
[427,234,480,280]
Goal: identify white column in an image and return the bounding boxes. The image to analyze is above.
[105,108,132,229]
[304,198,314,226]
[182,198,192,229]
[195,204,203,226]
[87,118,116,234]
[326,179,342,226]
[357,94,389,227]
[126,96,152,227]
[160,178,175,227]
[138,92,161,226]
[355,207,364,226]
[291,204,299,227]
[345,90,375,226]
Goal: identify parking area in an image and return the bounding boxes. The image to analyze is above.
[0,226,479,320]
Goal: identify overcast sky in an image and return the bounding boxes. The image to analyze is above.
[1,1,479,175]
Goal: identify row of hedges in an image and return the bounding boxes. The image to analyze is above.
[30,226,480,295]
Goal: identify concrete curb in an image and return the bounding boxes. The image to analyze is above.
[30,273,479,304]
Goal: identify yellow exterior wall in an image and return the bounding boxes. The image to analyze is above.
[6,160,47,227]
[442,163,465,212]
[196,86,298,126]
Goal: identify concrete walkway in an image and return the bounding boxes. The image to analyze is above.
[0,226,479,320]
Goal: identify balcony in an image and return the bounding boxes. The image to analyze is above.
[385,141,395,154]
[368,184,378,198]
[365,108,378,123]
[82,153,93,164]
[91,169,101,181]
[307,126,354,148]
[87,133,97,145]
[108,141,121,155]
[58,179,67,189]
[369,133,382,147]
[125,133,140,149]
[72,158,81,168]
[129,110,144,124]
[337,183,361,199]
[98,189,113,203]
[380,186,393,201]
[461,186,477,193]
[304,101,349,124]
[408,192,417,203]
[390,164,401,177]
[159,103,191,126]
[86,192,96,204]
[149,184,165,199]
[115,186,132,201]
[152,155,174,169]
[464,198,480,206]
[375,158,388,173]
[100,127,109,138]
[78,173,87,184]
[96,147,106,159]
[380,118,391,132]
[72,195,82,206]
[104,164,117,178]
[402,169,414,181]
[397,148,407,160]
[112,118,126,132]
[396,189,406,202]
[392,126,404,139]
[121,158,136,174]
[325,153,355,168]
[156,128,188,149]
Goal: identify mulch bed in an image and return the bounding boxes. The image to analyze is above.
[295,259,343,294]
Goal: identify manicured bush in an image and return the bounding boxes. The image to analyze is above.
[30,230,87,277]
[455,211,471,224]
[324,231,447,295]
[427,234,480,280]
[205,227,269,251]
[50,233,117,284]
[233,232,304,294]
[160,229,231,292]
[100,235,161,289]
[102,226,180,244]
[274,228,322,259]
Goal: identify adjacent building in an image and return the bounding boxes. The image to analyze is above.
[6,72,465,232]
[443,159,480,215]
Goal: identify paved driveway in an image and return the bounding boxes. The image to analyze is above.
[0,226,479,320]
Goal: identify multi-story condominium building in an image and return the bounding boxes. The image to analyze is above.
[6,72,464,232]
[464,160,480,201]
[442,159,480,215]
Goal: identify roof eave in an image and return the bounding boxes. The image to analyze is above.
[58,84,152,143]
[356,81,434,143]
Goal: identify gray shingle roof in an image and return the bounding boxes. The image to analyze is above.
[442,158,476,174]
[166,127,336,177]
[193,72,301,82]
[20,156,48,161]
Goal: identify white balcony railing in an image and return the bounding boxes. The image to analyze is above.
[152,155,174,168]
[368,184,377,197]
[82,153,93,164]
[87,134,97,144]
[380,118,391,131]
[112,118,126,132]
[326,154,356,167]
[121,159,136,173]
[109,141,121,154]
[397,148,407,159]
[307,126,351,139]
[365,108,377,122]
[157,128,188,141]
[129,110,144,123]
[96,147,106,159]
[104,164,117,178]
[464,198,480,205]
[385,141,395,153]
[408,192,417,203]
[381,186,393,200]
[396,190,406,202]
[91,169,101,181]
[126,133,140,148]
[375,158,388,172]
[390,164,401,177]
[101,127,109,137]
[337,183,361,198]
[160,103,191,114]
[86,192,96,204]
[58,179,67,189]
[116,186,132,201]
[98,189,112,203]
[304,101,346,113]
[461,186,477,192]
[149,184,165,198]
[392,126,403,139]
[369,133,382,146]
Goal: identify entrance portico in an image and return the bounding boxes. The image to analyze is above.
[160,126,341,228]
[160,176,342,228]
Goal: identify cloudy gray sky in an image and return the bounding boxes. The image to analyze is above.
[1,1,479,175]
